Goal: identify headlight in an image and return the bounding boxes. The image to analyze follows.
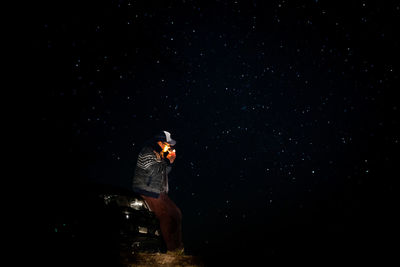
[130,199,147,210]
[102,194,149,211]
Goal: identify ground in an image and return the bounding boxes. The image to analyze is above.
[120,251,204,267]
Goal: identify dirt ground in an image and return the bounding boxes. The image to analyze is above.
[120,251,204,267]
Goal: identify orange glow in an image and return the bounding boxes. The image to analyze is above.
[163,143,170,152]
[160,142,175,154]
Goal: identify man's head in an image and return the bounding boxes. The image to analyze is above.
[154,131,176,163]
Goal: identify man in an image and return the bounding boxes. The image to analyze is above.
[132,130,184,254]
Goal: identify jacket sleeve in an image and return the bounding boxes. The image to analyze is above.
[166,165,172,175]
[137,147,169,177]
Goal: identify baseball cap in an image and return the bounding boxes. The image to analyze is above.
[154,130,177,146]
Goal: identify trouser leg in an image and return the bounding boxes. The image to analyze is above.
[141,193,183,251]
[160,193,183,251]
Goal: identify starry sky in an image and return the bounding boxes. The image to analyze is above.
[31,0,398,263]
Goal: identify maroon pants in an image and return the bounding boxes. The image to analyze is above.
[141,193,183,251]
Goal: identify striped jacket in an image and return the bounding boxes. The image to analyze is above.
[132,145,172,198]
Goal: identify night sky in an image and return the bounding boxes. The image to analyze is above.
[30,0,398,263]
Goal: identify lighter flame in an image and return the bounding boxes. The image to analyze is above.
[162,143,175,154]
[163,144,170,152]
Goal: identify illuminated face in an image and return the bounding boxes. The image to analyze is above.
[157,141,175,153]
[158,141,170,152]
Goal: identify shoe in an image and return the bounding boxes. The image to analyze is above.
[166,247,185,256]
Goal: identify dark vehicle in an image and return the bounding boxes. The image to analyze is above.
[46,183,166,264]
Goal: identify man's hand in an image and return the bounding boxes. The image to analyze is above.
[166,150,176,164]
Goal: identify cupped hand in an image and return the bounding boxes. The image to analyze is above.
[166,151,176,164]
